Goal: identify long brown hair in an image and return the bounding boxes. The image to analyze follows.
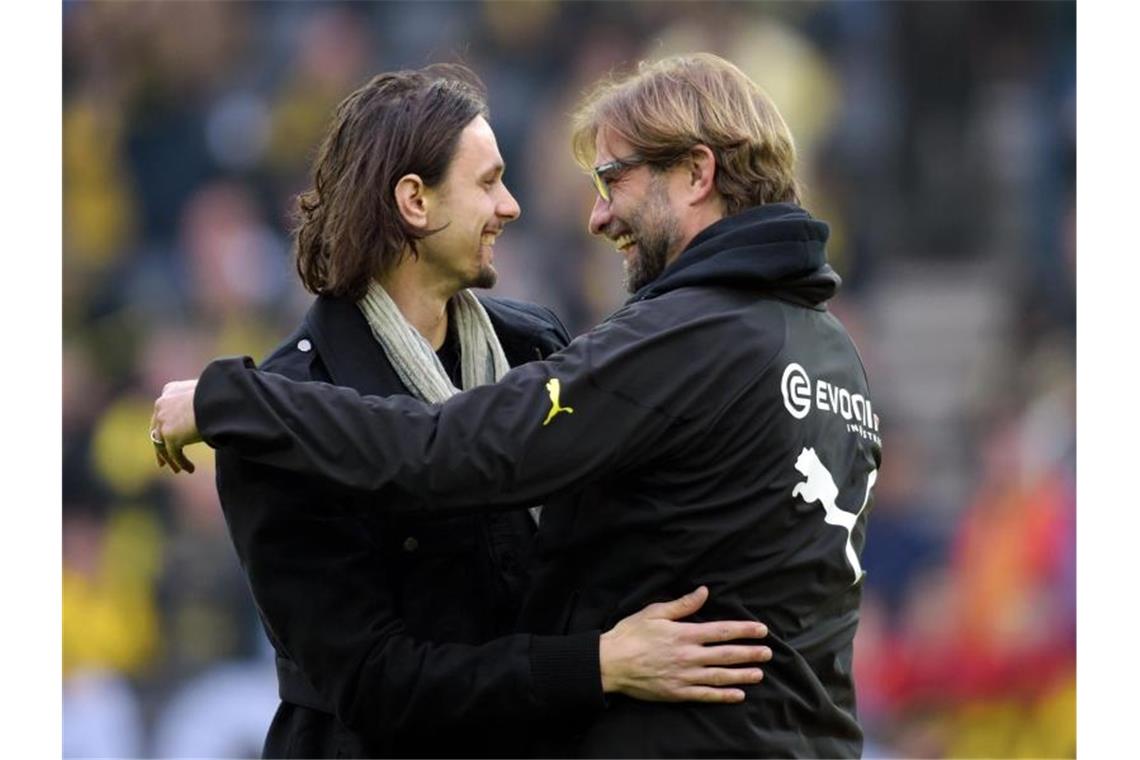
[294,64,488,300]
[571,53,801,214]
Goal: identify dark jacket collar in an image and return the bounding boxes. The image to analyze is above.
[304,296,407,397]
[627,203,841,309]
[302,294,560,396]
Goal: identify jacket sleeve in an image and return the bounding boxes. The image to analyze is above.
[196,318,694,513]
[215,446,604,740]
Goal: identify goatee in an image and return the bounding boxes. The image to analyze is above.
[623,245,667,293]
[468,265,498,290]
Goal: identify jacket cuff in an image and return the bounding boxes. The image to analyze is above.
[195,356,257,449]
[530,630,606,712]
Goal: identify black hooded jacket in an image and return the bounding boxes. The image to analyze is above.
[196,204,883,758]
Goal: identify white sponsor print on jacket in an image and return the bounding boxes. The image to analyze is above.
[780,362,881,445]
[791,447,878,584]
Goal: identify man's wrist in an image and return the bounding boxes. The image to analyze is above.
[599,628,618,694]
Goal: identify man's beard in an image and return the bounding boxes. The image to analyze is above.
[623,241,668,294]
[623,182,680,294]
[467,264,497,290]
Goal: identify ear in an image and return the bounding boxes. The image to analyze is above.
[684,145,718,206]
[394,173,430,230]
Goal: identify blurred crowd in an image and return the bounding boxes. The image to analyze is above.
[62,2,1075,757]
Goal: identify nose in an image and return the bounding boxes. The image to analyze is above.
[498,184,521,222]
[587,194,611,236]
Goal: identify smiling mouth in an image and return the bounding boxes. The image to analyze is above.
[481,230,500,247]
[614,233,637,252]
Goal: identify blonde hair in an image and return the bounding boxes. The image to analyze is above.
[571,53,800,213]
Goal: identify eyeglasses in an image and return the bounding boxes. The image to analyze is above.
[589,154,648,203]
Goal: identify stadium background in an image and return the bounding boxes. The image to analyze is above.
[62,2,1076,757]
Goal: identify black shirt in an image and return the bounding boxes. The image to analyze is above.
[436,318,462,388]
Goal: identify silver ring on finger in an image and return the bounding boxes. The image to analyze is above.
[150,429,164,446]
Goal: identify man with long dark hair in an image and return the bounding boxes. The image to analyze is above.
[158,64,771,758]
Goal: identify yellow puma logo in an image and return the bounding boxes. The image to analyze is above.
[543,378,575,426]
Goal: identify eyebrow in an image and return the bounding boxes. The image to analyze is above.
[482,161,505,179]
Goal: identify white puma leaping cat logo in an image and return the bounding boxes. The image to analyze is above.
[792,447,877,584]
[543,378,574,426]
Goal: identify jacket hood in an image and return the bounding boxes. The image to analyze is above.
[628,203,840,308]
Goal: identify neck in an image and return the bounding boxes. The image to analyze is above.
[669,200,726,265]
[376,258,457,350]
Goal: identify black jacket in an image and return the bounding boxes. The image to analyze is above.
[215,294,603,758]
[198,204,883,758]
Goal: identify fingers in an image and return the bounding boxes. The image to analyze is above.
[153,435,170,470]
[149,408,163,468]
[646,586,709,620]
[669,686,747,704]
[662,667,765,703]
[687,666,765,688]
[157,441,195,474]
[162,440,196,474]
[682,619,769,644]
[687,644,772,667]
[169,442,194,471]
[162,441,181,474]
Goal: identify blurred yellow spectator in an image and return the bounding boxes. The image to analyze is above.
[63,508,163,678]
[63,98,136,277]
[91,395,166,498]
